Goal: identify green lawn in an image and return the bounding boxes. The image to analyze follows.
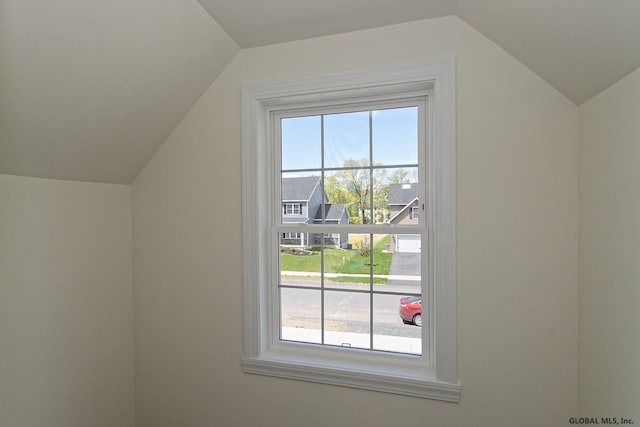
[280,235,392,277]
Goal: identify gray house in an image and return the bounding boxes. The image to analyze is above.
[281,176,349,247]
[387,182,421,253]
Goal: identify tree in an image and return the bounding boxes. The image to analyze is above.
[373,181,389,223]
[324,158,388,224]
[340,159,370,224]
[388,168,418,184]
[324,173,353,208]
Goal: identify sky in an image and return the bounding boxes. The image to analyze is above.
[281,106,418,172]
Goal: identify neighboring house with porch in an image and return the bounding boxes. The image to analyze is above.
[281,176,349,248]
[387,182,421,253]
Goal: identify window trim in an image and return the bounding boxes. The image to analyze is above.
[241,60,459,401]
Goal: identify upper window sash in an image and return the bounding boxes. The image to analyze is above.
[273,98,427,228]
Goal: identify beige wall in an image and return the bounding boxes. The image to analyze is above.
[389,201,420,225]
[133,16,579,426]
[0,174,134,427]
[579,67,640,419]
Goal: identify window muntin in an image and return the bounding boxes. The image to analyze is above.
[275,101,426,357]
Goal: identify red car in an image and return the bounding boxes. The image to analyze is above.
[399,296,422,327]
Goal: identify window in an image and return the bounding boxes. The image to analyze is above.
[276,101,424,355]
[283,203,302,215]
[282,232,301,239]
[411,206,420,219]
[241,61,458,401]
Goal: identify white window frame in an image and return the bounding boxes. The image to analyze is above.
[241,60,459,401]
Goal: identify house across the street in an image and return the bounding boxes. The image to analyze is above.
[387,182,421,253]
[281,176,349,248]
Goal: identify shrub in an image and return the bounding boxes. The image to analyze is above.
[353,235,371,258]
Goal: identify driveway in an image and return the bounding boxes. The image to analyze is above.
[388,253,421,286]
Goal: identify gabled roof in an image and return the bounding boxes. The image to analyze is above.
[313,204,348,222]
[282,176,321,201]
[388,198,419,224]
[388,183,419,206]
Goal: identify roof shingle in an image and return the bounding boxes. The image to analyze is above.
[281,176,321,201]
[388,183,419,205]
[313,204,347,221]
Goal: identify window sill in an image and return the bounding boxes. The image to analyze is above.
[241,354,461,402]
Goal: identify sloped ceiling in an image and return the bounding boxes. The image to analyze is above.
[196,0,457,48]
[0,0,239,184]
[199,0,640,105]
[2,0,640,183]
[456,0,640,105]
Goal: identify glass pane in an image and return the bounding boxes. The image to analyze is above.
[373,293,422,355]
[320,233,370,289]
[373,233,422,353]
[281,172,322,225]
[372,106,418,166]
[385,175,420,225]
[322,233,397,289]
[280,287,322,344]
[324,169,370,224]
[324,291,370,350]
[370,234,393,288]
[280,237,321,281]
[280,235,321,345]
[371,167,419,225]
[392,232,422,257]
[281,115,321,170]
[374,233,421,293]
[324,111,369,169]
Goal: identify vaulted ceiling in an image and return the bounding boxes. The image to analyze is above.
[2,0,640,183]
[0,0,239,184]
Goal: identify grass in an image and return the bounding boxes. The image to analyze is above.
[280,235,392,278]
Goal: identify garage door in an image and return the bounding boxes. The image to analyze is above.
[396,234,421,253]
